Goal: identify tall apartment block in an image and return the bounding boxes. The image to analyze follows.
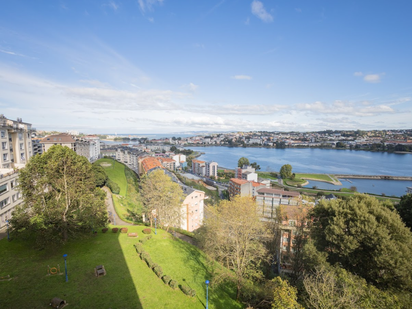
[0,115,34,229]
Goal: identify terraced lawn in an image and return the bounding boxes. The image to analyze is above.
[0,226,241,309]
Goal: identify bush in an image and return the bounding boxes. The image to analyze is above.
[141,252,150,260]
[139,238,147,244]
[153,266,163,277]
[101,228,108,233]
[169,280,178,289]
[180,285,196,297]
[120,228,128,233]
[134,244,143,254]
[145,258,154,268]
[142,228,152,234]
[162,275,171,285]
[146,235,152,240]
[107,179,120,194]
[317,191,325,197]
[112,228,118,233]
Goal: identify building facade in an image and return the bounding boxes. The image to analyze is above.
[0,115,34,229]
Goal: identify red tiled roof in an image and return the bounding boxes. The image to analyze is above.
[40,134,75,144]
[192,159,205,164]
[142,157,163,173]
[230,178,248,185]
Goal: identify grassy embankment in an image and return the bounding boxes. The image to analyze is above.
[96,158,142,224]
[0,226,241,309]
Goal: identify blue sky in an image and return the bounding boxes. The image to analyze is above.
[0,0,411,134]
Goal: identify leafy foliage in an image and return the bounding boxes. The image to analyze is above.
[395,194,412,230]
[11,145,107,247]
[279,164,292,179]
[309,194,412,290]
[271,277,301,309]
[106,179,120,194]
[91,163,108,187]
[238,157,250,167]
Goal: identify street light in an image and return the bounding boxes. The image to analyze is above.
[154,217,157,235]
[63,254,68,282]
[6,220,9,241]
[205,280,210,309]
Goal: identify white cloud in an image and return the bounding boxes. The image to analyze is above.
[251,1,273,23]
[232,75,252,80]
[182,83,199,92]
[138,0,164,13]
[353,71,363,76]
[364,74,384,83]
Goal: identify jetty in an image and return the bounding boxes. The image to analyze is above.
[334,175,412,181]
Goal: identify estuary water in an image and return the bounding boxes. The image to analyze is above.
[188,146,412,197]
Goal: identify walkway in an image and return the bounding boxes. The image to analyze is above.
[170,230,198,247]
[102,187,132,226]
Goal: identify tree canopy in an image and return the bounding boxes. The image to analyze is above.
[309,194,412,290]
[92,163,108,187]
[395,194,412,230]
[197,196,267,300]
[279,164,292,179]
[238,157,250,167]
[140,169,184,231]
[11,145,107,247]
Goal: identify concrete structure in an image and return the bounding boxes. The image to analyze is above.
[172,154,186,168]
[0,115,34,229]
[192,159,218,178]
[83,135,101,162]
[158,157,176,171]
[255,188,301,221]
[236,165,257,182]
[228,178,267,198]
[115,148,143,173]
[181,185,205,232]
[40,133,76,152]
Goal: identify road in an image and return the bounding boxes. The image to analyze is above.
[102,187,131,226]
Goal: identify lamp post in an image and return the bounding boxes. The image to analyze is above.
[205,280,210,309]
[154,217,157,235]
[6,220,9,241]
[63,254,68,282]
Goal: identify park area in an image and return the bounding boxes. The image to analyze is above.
[0,225,241,309]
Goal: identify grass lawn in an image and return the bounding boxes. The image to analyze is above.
[296,173,336,182]
[0,226,241,309]
[257,172,278,180]
[96,158,128,196]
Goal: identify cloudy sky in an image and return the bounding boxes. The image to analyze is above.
[0,0,411,134]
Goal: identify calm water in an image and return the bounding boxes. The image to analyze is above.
[188,147,412,197]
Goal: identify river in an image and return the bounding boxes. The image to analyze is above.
[188,147,412,197]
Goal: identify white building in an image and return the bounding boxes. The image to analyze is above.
[0,115,34,230]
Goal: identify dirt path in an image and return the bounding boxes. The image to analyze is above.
[102,187,132,226]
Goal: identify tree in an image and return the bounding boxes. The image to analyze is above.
[251,162,261,171]
[197,196,267,300]
[395,194,412,230]
[92,163,108,187]
[11,145,107,247]
[271,277,302,309]
[279,164,292,179]
[238,157,250,167]
[309,194,412,290]
[170,145,177,152]
[140,169,184,231]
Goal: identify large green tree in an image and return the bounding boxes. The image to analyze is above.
[11,145,107,246]
[140,169,184,231]
[197,196,267,300]
[279,164,292,179]
[309,194,412,290]
[92,163,108,187]
[238,157,250,167]
[395,194,412,230]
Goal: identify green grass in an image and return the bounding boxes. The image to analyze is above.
[296,173,336,182]
[97,158,128,196]
[257,172,278,180]
[0,226,241,309]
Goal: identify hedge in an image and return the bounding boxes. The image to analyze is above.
[153,266,163,278]
[180,285,196,297]
[162,275,171,285]
[169,280,178,289]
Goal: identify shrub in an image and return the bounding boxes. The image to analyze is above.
[142,228,152,234]
[146,235,152,240]
[134,244,143,254]
[145,258,154,268]
[120,228,128,233]
[107,180,120,194]
[101,228,108,233]
[112,228,118,233]
[162,275,171,285]
[139,238,147,244]
[180,285,195,297]
[141,252,150,260]
[153,266,163,277]
[169,280,178,289]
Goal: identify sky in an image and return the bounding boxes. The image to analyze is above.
[0,0,411,134]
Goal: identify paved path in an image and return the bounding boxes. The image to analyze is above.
[102,187,132,226]
[170,231,198,247]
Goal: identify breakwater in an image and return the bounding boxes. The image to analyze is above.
[335,175,412,181]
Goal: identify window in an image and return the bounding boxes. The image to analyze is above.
[12,194,17,202]
[3,153,8,161]
[1,142,7,150]
[0,197,10,209]
[18,133,23,140]
[20,143,24,150]
[0,184,7,195]
[21,153,25,160]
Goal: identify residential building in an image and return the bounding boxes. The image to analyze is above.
[40,133,76,152]
[192,159,205,175]
[172,154,186,169]
[181,185,205,232]
[255,188,301,221]
[228,178,266,198]
[115,148,144,173]
[31,137,43,156]
[407,187,412,194]
[236,165,257,182]
[0,115,34,229]
[139,156,163,175]
[192,159,218,178]
[158,157,176,171]
[205,161,218,178]
[83,135,101,162]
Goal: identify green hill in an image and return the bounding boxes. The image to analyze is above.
[0,226,241,309]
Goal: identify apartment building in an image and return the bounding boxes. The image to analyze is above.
[31,137,43,156]
[228,178,267,198]
[0,115,34,229]
[40,133,76,152]
[139,156,163,175]
[83,135,100,162]
[181,185,205,232]
[192,159,218,178]
[236,165,258,182]
[172,154,186,169]
[256,188,301,221]
[115,148,143,173]
[158,157,176,171]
